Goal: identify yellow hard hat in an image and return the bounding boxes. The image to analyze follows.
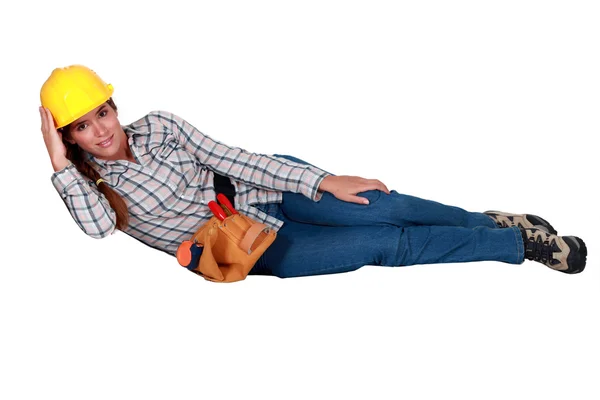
[40,65,114,129]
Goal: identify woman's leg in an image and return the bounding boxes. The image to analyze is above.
[251,204,524,278]
[272,154,496,229]
[281,190,496,229]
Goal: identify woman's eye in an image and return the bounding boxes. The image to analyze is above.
[99,110,107,117]
[77,124,87,131]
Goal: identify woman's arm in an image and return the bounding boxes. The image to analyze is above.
[51,163,117,239]
[271,153,388,204]
[152,111,331,202]
[41,106,117,238]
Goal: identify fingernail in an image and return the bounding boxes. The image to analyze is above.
[363,200,369,205]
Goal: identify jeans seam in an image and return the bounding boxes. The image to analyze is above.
[511,226,525,264]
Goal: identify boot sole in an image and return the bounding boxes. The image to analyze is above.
[561,236,587,274]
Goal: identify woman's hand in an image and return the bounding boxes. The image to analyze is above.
[318,175,391,205]
[40,107,72,172]
[40,106,67,161]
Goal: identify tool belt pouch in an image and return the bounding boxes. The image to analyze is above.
[179,213,276,283]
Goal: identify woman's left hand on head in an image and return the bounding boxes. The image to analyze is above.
[318,175,391,205]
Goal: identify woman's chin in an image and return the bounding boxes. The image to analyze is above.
[90,148,121,161]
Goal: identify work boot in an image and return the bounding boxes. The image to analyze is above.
[485,210,557,234]
[519,228,587,274]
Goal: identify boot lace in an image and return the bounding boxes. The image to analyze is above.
[524,234,554,263]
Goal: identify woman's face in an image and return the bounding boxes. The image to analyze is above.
[64,102,128,161]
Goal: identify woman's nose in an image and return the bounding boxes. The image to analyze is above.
[93,121,109,136]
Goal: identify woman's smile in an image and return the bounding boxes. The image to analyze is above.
[97,134,114,148]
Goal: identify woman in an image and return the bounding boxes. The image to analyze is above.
[40,65,587,278]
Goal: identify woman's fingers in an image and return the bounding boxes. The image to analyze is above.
[325,175,391,204]
[40,107,47,133]
[336,191,369,205]
[42,107,52,134]
[350,195,370,205]
[39,106,68,160]
[364,178,390,194]
[42,107,57,135]
[373,180,390,194]
[45,108,54,132]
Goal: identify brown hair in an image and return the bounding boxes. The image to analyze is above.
[58,98,129,230]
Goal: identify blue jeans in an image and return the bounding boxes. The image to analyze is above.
[250,155,525,278]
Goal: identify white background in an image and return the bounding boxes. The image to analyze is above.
[1,1,598,399]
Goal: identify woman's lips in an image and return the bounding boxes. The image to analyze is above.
[97,134,114,148]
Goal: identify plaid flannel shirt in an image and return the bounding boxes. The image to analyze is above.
[50,110,331,256]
